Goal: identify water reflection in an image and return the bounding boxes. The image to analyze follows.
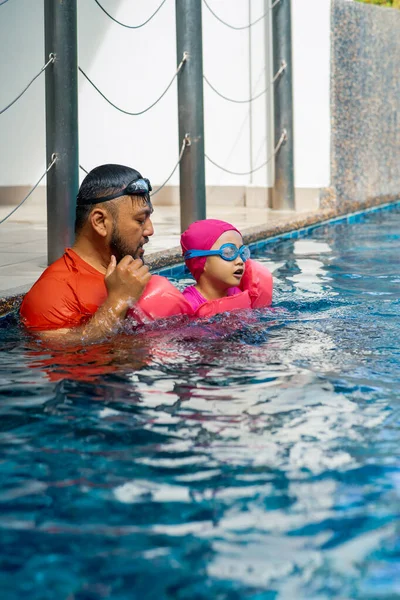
[0,211,399,598]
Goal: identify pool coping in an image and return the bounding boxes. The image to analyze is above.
[148,196,400,277]
[1,195,399,319]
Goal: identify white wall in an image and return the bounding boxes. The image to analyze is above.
[78,0,179,186]
[0,0,46,187]
[203,0,271,188]
[292,0,331,189]
[0,0,331,194]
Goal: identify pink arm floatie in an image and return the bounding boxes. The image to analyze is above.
[195,260,273,317]
[194,291,251,317]
[126,260,273,323]
[239,259,273,308]
[126,275,194,324]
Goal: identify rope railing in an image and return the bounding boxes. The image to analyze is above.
[202,0,268,30]
[78,52,187,116]
[0,54,55,116]
[93,0,168,29]
[79,135,191,197]
[205,130,286,176]
[0,1,289,234]
[0,155,57,225]
[204,61,286,104]
[202,0,288,184]
[151,134,191,196]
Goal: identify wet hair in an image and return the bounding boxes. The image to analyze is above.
[74,164,147,234]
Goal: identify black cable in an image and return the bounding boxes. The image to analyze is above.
[151,135,190,196]
[0,157,57,225]
[205,131,286,176]
[203,0,267,30]
[78,55,186,116]
[0,55,55,116]
[93,0,168,29]
[204,75,267,104]
[205,153,274,176]
[203,61,286,104]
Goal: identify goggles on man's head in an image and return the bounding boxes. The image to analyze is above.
[184,243,251,262]
[79,177,152,205]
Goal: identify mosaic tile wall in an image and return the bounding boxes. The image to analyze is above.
[331,0,400,205]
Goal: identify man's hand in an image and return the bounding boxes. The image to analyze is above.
[105,255,151,309]
[38,255,151,345]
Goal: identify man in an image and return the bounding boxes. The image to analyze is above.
[20,164,154,342]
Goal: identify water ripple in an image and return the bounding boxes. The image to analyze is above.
[0,209,399,599]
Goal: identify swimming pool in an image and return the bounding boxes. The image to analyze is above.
[0,206,399,599]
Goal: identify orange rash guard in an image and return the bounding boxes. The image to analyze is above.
[20,248,107,331]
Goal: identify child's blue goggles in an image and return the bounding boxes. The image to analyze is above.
[184,243,251,262]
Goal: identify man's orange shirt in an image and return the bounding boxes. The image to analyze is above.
[20,248,107,331]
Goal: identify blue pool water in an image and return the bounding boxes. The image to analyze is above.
[0,207,399,599]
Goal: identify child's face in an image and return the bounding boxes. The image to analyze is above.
[202,230,245,289]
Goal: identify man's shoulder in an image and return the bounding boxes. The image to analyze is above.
[35,248,92,280]
[28,249,105,289]
[20,250,107,331]
[20,257,81,330]
[23,252,78,296]
[34,256,70,283]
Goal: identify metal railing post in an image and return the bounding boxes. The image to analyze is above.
[175,0,206,232]
[44,0,79,264]
[248,0,253,184]
[271,0,295,210]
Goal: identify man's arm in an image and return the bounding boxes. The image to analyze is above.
[38,255,151,344]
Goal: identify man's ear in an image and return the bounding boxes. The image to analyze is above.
[89,207,112,238]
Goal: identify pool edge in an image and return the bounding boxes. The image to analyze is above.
[1,196,399,318]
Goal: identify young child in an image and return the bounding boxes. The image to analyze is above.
[127,219,273,323]
[181,219,248,310]
[180,219,273,317]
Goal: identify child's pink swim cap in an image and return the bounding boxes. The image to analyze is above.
[180,219,242,281]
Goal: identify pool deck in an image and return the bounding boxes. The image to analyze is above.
[0,194,398,314]
[0,203,292,297]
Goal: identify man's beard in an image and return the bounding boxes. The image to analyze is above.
[110,223,142,263]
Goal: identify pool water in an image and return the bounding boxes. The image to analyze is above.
[0,208,399,599]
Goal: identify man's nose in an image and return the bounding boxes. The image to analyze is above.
[144,217,154,237]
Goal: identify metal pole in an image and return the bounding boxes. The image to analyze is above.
[264,0,274,206]
[248,0,253,185]
[176,0,206,232]
[44,0,79,264]
[271,0,295,210]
